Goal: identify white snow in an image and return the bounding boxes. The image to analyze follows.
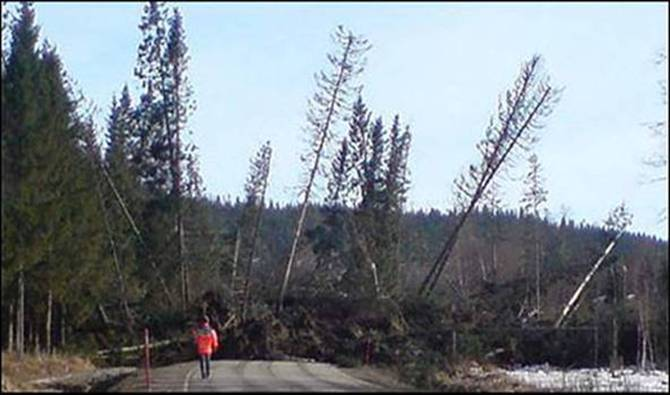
[501,364,669,392]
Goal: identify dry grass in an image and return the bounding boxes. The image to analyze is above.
[1,352,96,392]
[434,359,539,392]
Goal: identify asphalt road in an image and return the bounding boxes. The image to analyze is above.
[114,360,400,392]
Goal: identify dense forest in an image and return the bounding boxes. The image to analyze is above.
[1,1,667,388]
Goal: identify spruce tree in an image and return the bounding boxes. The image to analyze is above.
[3,2,45,356]
[277,26,370,312]
[520,153,548,315]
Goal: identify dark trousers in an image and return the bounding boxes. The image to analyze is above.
[199,353,211,378]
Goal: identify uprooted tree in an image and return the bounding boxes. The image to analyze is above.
[276,26,370,312]
[232,141,272,321]
[418,54,562,298]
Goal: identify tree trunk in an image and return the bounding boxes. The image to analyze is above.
[277,35,354,313]
[46,290,52,355]
[479,255,488,282]
[60,303,66,348]
[231,228,241,289]
[100,163,174,307]
[420,81,553,298]
[8,303,14,352]
[456,257,464,289]
[611,311,619,369]
[279,200,310,311]
[554,231,623,328]
[491,238,498,283]
[17,269,24,358]
[96,177,135,332]
[34,325,40,355]
[242,156,270,320]
[535,235,541,318]
[242,205,264,321]
[594,321,599,367]
[178,214,187,311]
[347,215,381,298]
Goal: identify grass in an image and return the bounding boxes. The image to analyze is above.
[1,351,96,392]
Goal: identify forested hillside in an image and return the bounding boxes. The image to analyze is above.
[1,2,667,389]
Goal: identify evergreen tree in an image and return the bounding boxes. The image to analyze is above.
[3,2,46,356]
[278,26,370,312]
[381,118,411,294]
[132,0,170,193]
[520,153,548,315]
[3,4,110,354]
[346,95,371,204]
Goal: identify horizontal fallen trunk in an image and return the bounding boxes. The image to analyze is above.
[97,314,238,356]
[97,338,180,356]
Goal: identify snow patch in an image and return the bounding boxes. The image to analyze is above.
[501,365,669,392]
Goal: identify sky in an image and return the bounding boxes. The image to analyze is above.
[18,1,669,240]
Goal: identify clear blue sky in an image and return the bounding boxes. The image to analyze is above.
[21,1,669,240]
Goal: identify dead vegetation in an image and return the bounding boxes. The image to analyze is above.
[1,352,95,392]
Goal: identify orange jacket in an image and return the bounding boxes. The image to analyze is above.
[194,324,219,356]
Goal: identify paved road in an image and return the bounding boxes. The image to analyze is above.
[114,360,398,392]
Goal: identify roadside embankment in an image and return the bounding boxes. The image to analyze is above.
[1,352,136,392]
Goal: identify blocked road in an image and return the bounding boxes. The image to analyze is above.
[114,360,399,392]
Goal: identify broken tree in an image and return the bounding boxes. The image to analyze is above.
[554,202,633,328]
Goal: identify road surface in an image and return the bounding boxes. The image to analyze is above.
[113,360,406,392]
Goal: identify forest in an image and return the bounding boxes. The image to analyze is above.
[1,1,667,390]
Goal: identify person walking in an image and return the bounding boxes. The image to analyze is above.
[193,316,219,379]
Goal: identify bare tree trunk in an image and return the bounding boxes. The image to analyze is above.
[17,269,24,358]
[594,321,599,367]
[60,303,66,348]
[99,163,175,307]
[34,325,40,355]
[535,239,541,315]
[479,254,488,282]
[347,215,381,298]
[95,178,135,332]
[231,228,241,289]
[612,310,619,369]
[242,151,271,320]
[46,290,52,355]
[277,36,354,313]
[491,240,498,283]
[173,106,187,312]
[554,231,623,328]
[456,257,464,289]
[8,303,14,352]
[241,205,264,321]
[178,215,187,311]
[184,223,190,306]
